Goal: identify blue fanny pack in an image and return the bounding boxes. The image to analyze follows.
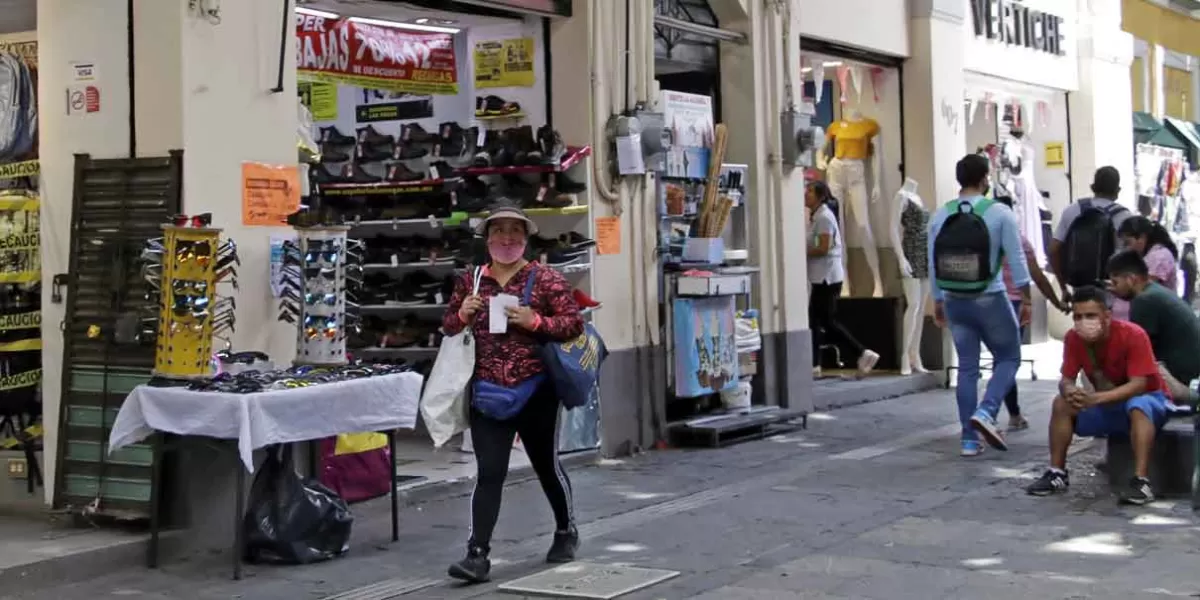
[472,374,545,421]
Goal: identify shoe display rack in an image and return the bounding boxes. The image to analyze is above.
[278,226,363,366]
[302,120,597,374]
[144,222,239,379]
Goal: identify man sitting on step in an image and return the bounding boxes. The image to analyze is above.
[1107,249,1200,405]
[1026,285,1173,505]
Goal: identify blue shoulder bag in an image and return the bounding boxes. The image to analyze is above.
[470,270,546,420]
[527,266,609,409]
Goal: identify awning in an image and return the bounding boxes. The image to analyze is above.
[1164,116,1200,167]
[1132,111,1189,151]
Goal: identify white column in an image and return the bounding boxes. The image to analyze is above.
[1152,43,1166,118]
[1190,55,1199,121]
[903,0,966,379]
[719,0,813,411]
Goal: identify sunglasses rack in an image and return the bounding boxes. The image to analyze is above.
[145,225,240,379]
[279,226,364,366]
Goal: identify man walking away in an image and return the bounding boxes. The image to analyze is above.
[1026,285,1173,505]
[1050,167,1131,301]
[1107,249,1200,404]
[928,154,1031,457]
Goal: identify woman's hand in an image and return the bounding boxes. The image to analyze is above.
[505,305,538,330]
[458,295,484,322]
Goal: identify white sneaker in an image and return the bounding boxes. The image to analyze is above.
[856,350,880,377]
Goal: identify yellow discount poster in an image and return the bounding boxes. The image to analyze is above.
[474,37,536,88]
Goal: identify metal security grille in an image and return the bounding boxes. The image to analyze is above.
[52,151,183,518]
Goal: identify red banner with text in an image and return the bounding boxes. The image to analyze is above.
[296,14,458,95]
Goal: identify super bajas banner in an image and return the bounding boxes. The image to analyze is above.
[297,14,459,95]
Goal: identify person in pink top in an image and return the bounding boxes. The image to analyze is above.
[998,195,1069,430]
[1117,216,1179,292]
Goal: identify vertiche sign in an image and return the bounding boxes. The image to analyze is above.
[970,0,1066,56]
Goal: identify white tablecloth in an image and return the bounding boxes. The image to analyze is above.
[108,372,424,471]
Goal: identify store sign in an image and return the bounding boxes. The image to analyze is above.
[970,0,1066,56]
[296,14,459,95]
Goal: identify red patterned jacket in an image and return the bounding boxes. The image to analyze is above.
[442,262,584,387]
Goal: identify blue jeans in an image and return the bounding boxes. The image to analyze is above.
[945,292,1022,441]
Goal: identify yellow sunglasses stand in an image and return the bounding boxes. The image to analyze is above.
[152,225,231,378]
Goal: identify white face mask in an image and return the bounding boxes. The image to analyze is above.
[1073,317,1104,342]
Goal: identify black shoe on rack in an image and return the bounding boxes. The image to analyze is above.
[311,164,344,185]
[546,527,579,563]
[383,163,426,182]
[319,126,356,147]
[357,125,395,146]
[390,143,428,161]
[522,186,574,210]
[537,125,567,165]
[401,123,437,144]
[427,160,455,181]
[343,163,382,184]
[509,126,539,165]
[476,95,522,117]
[320,145,351,164]
[556,174,587,194]
[354,143,394,163]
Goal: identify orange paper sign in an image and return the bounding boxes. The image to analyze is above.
[594,216,620,255]
[242,162,300,226]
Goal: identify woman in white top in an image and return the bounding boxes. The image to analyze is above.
[806,181,879,377]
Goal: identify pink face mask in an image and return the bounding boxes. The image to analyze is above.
[1073,317,1104,342]
[487,239,526,264]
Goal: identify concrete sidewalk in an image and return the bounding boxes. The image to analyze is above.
[10,379,1200,599]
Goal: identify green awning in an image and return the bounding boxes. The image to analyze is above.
[1133,111,1189,151]
[1164,116,1200,167]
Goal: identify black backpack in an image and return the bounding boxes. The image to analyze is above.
[1062,199,1127,288]
[933,198,998,294]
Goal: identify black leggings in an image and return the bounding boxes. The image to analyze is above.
[1004,300,1025,417]
[468,381,573,552]
[810,281,865,367]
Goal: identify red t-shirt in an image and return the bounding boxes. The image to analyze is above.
[1061,319,1169,400]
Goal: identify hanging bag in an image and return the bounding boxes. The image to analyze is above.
[527,265,609,409]
[419,268,482,448]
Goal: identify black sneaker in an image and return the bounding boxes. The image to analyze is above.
[546,527,579,563]
[342,164,382,184]
[319,126,356,147]
[402,123,437,143]
[448,545,491,583]
[1026,469,1069,496]
[356,125,395,146]
[320,145,351,163]
[354,143,393,163]
[1119,477,1155,505]
[391,143,428,161]
[537,125,566,164]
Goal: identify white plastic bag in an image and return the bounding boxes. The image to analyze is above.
[420,268,482,448]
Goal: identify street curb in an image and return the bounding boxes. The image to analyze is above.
[0,451,600,594]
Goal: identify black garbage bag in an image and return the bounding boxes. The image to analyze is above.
[242,445,354,565]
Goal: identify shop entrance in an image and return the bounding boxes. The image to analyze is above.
[294,0,599,491]
[963,74,1071,344]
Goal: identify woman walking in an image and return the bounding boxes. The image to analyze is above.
[996,195,1067,431]
[442,205,584,583]
[806,181,879,377]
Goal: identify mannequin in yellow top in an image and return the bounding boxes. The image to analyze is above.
[823,109,883,296]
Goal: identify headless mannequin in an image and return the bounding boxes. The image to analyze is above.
[825,109,883,296]
[888,178,931,375]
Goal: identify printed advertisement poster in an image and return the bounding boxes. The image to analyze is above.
[673,297,738,398]
[241,162,300,226]
[659,91,714,179]
[474,37,536,88]
[298,82,339,121]
[297,14,458,94]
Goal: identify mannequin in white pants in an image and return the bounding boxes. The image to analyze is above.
[824,109,883,295]
[888,178,931,375]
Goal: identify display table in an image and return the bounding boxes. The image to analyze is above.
[107,371,423,579]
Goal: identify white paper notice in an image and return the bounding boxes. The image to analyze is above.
[615,133,645,175]
[489,293,519,334]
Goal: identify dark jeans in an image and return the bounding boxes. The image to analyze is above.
[810,281,865,368]
[467,380,573,552]
[1004,300,1025,417]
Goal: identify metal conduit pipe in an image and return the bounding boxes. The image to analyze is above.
[590,0,619,204]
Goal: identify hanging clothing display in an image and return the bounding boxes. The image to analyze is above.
[1000,138,1046,267]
